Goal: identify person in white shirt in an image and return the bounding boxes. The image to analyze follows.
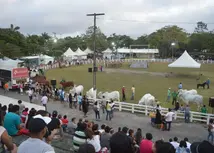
[131,85,135,100]
[165,108,175,131]
[28,88,33,103]
[184,137,191,150]
[86,129,101,153]
[41,94,48,111]
[170,137,179,149]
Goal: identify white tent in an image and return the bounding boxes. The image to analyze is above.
[103,48,113,53]
[84,47,93,54]
[168,51,201,68]
[40,55,54,64]
[63,48,77,57]
[74,48,87,59]
[75,48,87,56]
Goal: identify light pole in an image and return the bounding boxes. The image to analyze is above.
[171,42,176,59]
[87,13,105,90]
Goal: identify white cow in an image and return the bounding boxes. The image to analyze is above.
[138,94,156,106]
[70,85,84,95]
[178,92,203,110]
[98,91,120,102]
[178,89,197,95]
[86,88,97,99]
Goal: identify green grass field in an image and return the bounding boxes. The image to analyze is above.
[45,62,214,112]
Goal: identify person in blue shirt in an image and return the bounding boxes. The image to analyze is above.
[206,78,210,89]
[60,89,65,103]
[178,83,183,89]
[4,105,22,136]
[78,93,83,111]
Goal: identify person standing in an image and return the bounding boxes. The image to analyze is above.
[164,108,175,131]
[18,100,25,115]
[207,119,214,144]
[41,94,48,111]
[93,102,100,120]
[19,83,23,95]
[82,96,89,117]
[122,86,126,101]
[110,100,115,118]
[106,101,111,121]
[59,89,65,103]
[101,96,106,114]
[206,78,210,89]
[68,93,73,109]
[184,105,190,123]
[166,88,171,102]
[78,93,83,111]
[178,82,183,89]
[28,88,33,103]
[4,82,9,94]
[171,90,178,105]
[131,85,135,100]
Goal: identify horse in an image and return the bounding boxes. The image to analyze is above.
[197,82,207,89]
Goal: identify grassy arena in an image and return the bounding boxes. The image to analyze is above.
[45,62,214,112]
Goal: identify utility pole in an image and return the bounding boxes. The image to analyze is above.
[87,13,105,90]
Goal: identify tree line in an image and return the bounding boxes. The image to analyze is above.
[0,22,214,59]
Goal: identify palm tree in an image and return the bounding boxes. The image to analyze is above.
[41,32,51,40]
[10,24,20,31]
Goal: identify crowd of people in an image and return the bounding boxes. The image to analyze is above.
[0,99,213,153]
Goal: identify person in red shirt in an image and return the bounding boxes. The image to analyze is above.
[21,108,29,123]
[122,86,126,101]
[140,133,153,153]
[61,115,68,132]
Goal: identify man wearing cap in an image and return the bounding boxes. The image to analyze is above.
[18,114,55,153]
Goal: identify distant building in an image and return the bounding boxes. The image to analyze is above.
[102,48,159,59]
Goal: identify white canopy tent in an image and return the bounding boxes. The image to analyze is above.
[84,47,93,54]
[103,48,113,53]
[168,51,201,68]
[75,48,87,59]
[63,48,76,57]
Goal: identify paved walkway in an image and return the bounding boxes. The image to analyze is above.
[0,89,208,142]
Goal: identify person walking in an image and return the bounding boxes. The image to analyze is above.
[106,101,111,121]
[101,96,106,114]
[171,90,178,105]
[184,105,190,123]
[41,94,48,111]
[165,108,175,131]
[131,85,135,100]
[166,88,171,102]
[73,93,78,109]
[122,86,126,101]
[78,93,83,111]
[93,101,100,120]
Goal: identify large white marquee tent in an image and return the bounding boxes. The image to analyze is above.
[168,50,201,68]
[84,48,93,54]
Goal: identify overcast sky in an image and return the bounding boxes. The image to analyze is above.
[1,0,214,38]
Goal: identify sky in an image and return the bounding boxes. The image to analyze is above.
[1,0,214,38]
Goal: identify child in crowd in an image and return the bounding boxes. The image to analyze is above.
[21,108,29,123]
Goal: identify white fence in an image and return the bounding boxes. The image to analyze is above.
[88,99,214,125]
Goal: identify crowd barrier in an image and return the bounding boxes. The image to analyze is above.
[87,99,214,125]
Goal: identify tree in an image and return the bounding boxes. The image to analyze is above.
[10,24,20,31]
[194,22,208,33]
[84,26,108,52]
[148,26,188,57]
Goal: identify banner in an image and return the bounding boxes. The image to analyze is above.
[12,68,29,79]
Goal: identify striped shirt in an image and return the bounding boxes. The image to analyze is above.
[73,131,87,151]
